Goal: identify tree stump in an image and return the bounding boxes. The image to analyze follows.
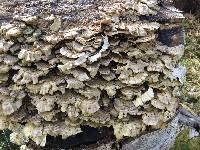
[0,0,188,149]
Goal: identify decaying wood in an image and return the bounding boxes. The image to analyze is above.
[0,0,189,149]
[83,108,200,150]
[173,0,200,14]
[121,108,200,150]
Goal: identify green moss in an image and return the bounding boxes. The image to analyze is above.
[173,14,200,150]
[180,55,200,104]
[179,15,200,112]
[0,130,19,150]
[171,129,200,150]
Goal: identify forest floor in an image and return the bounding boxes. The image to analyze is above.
[171,14,200,150]
[0,13,199,150]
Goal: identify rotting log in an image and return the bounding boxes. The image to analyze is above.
[173,0,200,14]
[0,0,194,150]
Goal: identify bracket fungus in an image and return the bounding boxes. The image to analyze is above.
[0,0,185,149]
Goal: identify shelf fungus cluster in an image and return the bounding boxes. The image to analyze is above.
[0,0,185,149]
